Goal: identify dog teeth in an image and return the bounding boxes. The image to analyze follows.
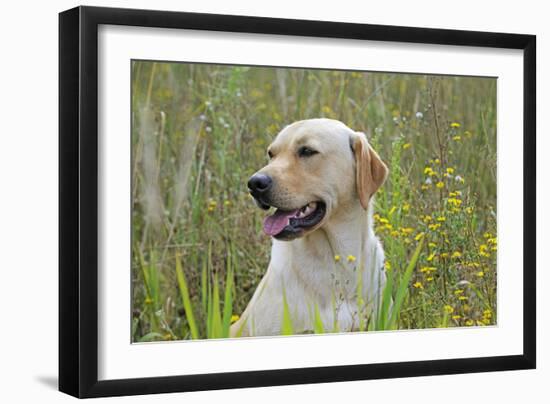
[303,202,317,217]
[295,202,317,220]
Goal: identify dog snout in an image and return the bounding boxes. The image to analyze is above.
[248,173,273,196]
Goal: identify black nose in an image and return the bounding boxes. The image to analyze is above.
[248,173,273,194]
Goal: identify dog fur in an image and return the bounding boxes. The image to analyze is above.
[230,119,388,337]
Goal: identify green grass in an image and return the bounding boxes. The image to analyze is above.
[131,62,497,342]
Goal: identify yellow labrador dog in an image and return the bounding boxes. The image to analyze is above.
[230,118,388,337]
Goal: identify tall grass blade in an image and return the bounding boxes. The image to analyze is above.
[440,310,449,328]
[201,259,207,312]
[175,254,199,339]
[281,291,294,335]
[377,270,394,330]
[211,272,223,338]
[388,239,424,328]
[222,260,234,337]
[313,304,324,334]
[148,250,160,310]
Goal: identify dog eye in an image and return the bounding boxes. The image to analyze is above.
[267,150,274,159]
[298,146,319,158]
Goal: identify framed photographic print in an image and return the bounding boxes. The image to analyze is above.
[59,6,536,398]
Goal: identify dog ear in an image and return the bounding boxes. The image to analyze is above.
[352,132,388,210]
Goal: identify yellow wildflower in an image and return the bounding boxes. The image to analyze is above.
[334,255,341,262]
[420,266,437,273]
[435,158,441,164]
[450,122,461,128]
[444,305,454,314]
[458,296,468,301]
[428,242,437,248]
[427,253,436,262]
[447,197,462,207]
[446,167,455,174]
[403,203,410,212]
[230,314,240,323]
[437,216,446,222]
[403,143,411,150]
[347,255,356,263]
[413,281,423,289]
[452,315,461,320]
[476,271,485,277]
[452,251,462,258]
[415,232,425,241]
[440,252,449,259]
[479,244,491,257]
[452,136,461,141]
[400,227,414,235]
[436,181,444,188]
[465,319,474,326]
[427,277,434,281]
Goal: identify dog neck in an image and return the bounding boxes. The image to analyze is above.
[274,198,375,283]
[267,197,384,320]
[322,198,374,263]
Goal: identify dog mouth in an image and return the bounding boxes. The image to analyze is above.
[262,201,326,240]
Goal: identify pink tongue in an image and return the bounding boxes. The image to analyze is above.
[263,209,299,236]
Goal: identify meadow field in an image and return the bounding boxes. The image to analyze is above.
[131,61,497,342]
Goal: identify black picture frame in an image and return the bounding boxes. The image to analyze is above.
[59,5,536,398]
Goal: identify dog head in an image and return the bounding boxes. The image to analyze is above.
[248,119,388,240]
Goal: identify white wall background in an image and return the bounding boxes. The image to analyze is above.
[0,1,545,402]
